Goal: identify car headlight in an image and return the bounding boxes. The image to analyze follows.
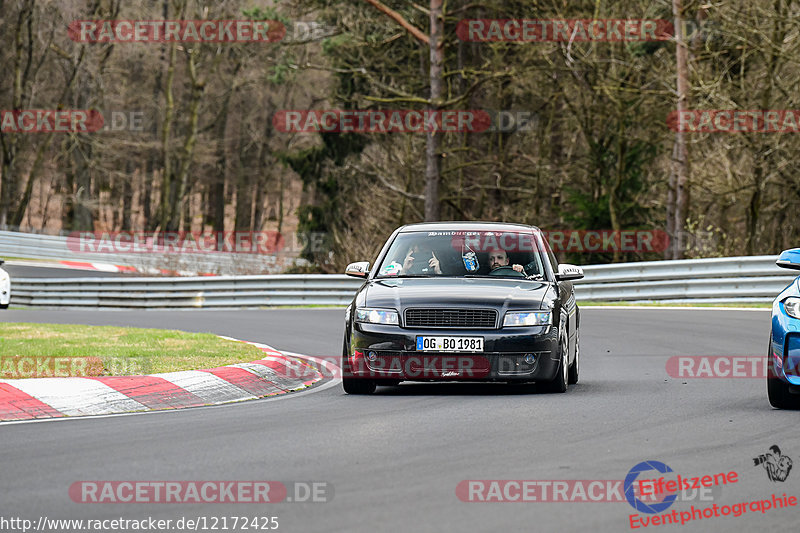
[784,297,800,319]
[355,308,399,325]
[503,311,552,327]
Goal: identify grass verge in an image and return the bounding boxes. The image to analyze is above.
[0,322,266,378]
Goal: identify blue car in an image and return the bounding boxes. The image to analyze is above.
[769,248,800,409]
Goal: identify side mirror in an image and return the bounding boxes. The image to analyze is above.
[777,249,800,271]
[345,261,370,278]
[556,263,584,281]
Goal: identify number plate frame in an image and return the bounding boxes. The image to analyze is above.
[416,336,484,352]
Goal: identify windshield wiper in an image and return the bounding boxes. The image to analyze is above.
[462,274,538,280]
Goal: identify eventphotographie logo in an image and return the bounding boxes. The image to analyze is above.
[753,445,793,483]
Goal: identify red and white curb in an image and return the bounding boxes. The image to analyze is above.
[6,259,217,277]
[0,340,333,422]
[57,260,140,274]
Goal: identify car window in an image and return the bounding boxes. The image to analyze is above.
[375,230,546,279]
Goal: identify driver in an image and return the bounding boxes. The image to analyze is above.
[488,248,524,273]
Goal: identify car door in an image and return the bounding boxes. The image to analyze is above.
[542,238,578,355]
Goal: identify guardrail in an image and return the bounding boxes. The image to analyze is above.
[576,256,794,303]
[7,255,796,308]
[0,229,299,275]
[10,275,359,308]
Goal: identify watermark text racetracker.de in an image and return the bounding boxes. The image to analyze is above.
[274,109,492,133]
[66,231,330,255]
[1,110,103,133]
[456,19,674,42]
[455,478,718,503]
[0,356,148,378]
[543,230,668,254]
[70,480,332,504]
[1,515,279,532]
[1,109,146,133]
[444,229,670,254]
[665,356,782,378]
[667,109,800,133]
[273,109,548,133]
[69,20,285,43]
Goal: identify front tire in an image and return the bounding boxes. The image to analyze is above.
[542,333,568,393]
[767,333,800,409]
[568,329,579,385]
[343,376,377,395]
[341,336,376,395]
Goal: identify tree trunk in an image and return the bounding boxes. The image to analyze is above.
[252,174,266,232]
[159,39,178,231]
[425,0,443,221]
[168,46,202,231]
[182,183,192,231]
[145,0,169,231]
[122,160,133,230]
[70,79,94,231]
[745,163,762,255]
[252,131,269,232]
[234,167,252,232]
[210,82,233,248]
[0,1,33,226]
[671,0,691,259]
[664,144,677,259]
[609,107,626,263]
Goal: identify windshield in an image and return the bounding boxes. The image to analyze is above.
[375,230,547,279]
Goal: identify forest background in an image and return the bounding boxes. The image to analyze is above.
[1,0,795,272]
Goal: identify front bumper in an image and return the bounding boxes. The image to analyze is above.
[772,299,800,386]
[0,278,9,305]
[347,322,560,382]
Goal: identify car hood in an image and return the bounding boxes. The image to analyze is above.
[362,277,551,312]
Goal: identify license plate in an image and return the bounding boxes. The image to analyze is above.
[416,336,484,352]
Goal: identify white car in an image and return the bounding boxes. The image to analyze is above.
[0,259,9,309]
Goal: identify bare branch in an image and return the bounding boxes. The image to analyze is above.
[362,0,429,45]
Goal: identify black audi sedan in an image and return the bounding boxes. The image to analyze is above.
[342,222,584,394]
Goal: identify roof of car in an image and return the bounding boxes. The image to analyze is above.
[397,221,541,233]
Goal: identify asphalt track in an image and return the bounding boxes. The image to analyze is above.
[1,307,797,533]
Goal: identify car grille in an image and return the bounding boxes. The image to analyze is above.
[404,308,497,329]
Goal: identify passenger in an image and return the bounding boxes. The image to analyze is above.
[401,243,442,275]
